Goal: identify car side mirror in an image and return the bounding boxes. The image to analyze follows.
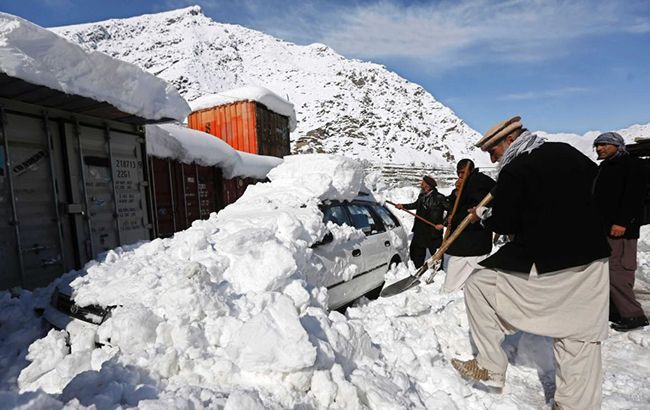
[312,231,334,247]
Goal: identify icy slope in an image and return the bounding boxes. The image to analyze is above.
[51,6,484,168]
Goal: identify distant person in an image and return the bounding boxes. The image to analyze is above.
[451,116,610,410]
[396,176,449,268]
[593,132,649,332]
[442,159,495,292]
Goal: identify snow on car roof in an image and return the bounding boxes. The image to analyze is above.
[0,12,190,122]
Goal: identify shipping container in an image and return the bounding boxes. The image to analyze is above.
[1,75,155,290]
[149,157,225,238]
[187,101,290,158]
[221,176,256,206]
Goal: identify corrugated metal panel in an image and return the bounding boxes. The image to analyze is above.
[256,105,290,158]
[150,157,176,237]
[188,101,277,155]
[150,159,224,238]
[221,177,256,207]
[0,98,150,290]
[0,109,69,288]
[197,165,223,218]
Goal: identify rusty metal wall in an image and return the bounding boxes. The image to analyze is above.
[0,97,149,290]
[256,105,290,158]
[149,158,224,238]
[187,101,290,158]
[187,101,258,154]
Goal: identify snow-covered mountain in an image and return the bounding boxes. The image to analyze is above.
[51,6,485,168]
[537,123,650,161]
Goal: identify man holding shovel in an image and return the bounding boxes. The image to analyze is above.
[451,116,610,410]
[395,175,449,268]
[442,159,495,292]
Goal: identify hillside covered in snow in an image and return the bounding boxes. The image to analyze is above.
[538,123,650,161]
[51,6,485,168]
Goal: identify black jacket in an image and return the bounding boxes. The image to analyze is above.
[480,142,610,274]
[404,188,449,247]
[593,154,648,239]
[446,170,496,256]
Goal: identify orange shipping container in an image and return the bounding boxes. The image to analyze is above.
[187,101,290,158]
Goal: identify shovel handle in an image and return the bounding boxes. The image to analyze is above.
[386,200,442,231]
[416,192,494,276]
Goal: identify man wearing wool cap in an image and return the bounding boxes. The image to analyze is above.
[395,175,449,268]
[593,132,649,332]
[451,116,611,410]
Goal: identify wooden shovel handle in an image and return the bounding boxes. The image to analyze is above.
[444,163,471,241]
[386,200,442,231]
[417,192,494,274]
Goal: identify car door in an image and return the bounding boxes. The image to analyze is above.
[313,203,365,290]
[370,203,409,262]
[346,202,389,273]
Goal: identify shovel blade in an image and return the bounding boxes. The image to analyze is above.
[380,275,422,298]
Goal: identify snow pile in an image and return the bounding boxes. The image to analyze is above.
[189,86,298,132]
[146,123,282,179]
[14,155,383,408]
[4,165,649,408]
[0,12,190,122]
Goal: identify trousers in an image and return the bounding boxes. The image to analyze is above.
[464,260,609,409]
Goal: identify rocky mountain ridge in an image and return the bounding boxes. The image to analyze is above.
[52,6,485,168]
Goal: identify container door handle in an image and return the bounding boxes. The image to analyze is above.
[352,249,361,257]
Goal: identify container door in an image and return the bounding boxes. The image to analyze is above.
[0,110,71,289]
[108,128,150,246]
[197,165,220,218]
[182,164,200,226]
[63,122,149,262]
[150,157,177,238]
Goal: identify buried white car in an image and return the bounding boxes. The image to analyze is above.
[44,195,408,344]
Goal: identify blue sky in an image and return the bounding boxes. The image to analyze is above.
[1,0,649,134]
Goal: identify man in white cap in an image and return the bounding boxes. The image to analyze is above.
[593,132,649,332]
[451,116,610,410]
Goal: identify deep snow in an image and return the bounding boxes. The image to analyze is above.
[0,13,190,122]
[0,155,648,410]
[146,123,282,179]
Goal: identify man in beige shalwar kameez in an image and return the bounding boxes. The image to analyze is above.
[451,116,611,410]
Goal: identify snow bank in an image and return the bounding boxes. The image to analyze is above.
[15,155,380,408]
[146,123,282,179]
[189,86,297,131]
[0,13,190,121]
[6,169,650,408]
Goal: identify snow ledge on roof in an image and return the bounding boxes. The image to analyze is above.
[189,86,297,131]
[146,123,282,179]
[0,12,190,122]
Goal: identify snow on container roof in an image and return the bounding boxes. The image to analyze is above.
[0,12,190,122]
[189,86,297,131]
[146,123,282,179]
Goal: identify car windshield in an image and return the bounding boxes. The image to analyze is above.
[323,205,348,226]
